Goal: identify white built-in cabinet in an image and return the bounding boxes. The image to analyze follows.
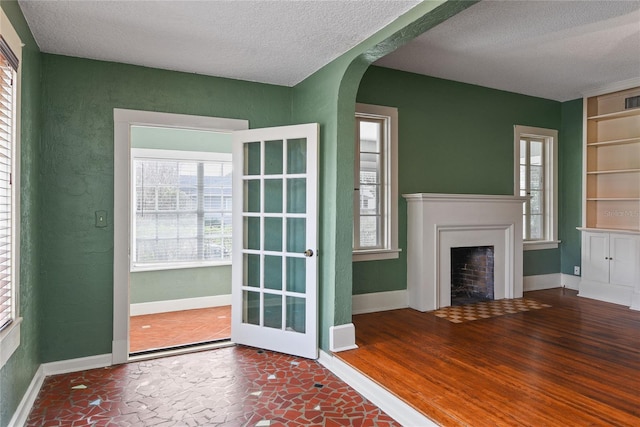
[578,82,640,309]
[579,230,640,307]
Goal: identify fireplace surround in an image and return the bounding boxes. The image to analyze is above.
[403,193,527,311]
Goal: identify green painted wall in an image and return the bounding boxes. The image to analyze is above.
[129,126,232,304]
[130,266,231,304]
[559,99,583,275]
[131,126,232,152]
[0,2,41,426]
[292,0,471,349]
[39,54,292,363]
[353,66,562,294]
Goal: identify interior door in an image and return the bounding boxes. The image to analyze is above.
[231,123,318,359]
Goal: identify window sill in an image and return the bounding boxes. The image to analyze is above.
[131,261,231,273]
[0,317,22,369]
[523,240,560,251]
[353,248,402,262]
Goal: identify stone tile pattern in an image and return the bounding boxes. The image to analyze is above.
[130,306,231,353]
[26,346,399,427]
[433,298,552,323]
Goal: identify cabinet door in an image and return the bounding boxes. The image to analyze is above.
[583,232,609,283]
[609,234,640,287]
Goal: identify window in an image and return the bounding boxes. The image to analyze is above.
[353,104,399,261]
[0,10,21,369]
[131,149,232,270]
[514,125,559,250]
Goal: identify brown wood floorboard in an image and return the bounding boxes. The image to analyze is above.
[336,289,640,426]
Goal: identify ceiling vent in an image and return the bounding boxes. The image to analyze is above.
[625,95,640,110]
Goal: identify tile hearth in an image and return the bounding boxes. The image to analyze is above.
[433,298,551,323]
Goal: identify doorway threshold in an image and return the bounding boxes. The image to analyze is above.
[129,339,235,362]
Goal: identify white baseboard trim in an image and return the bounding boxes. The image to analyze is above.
[578,280,632,307]
[561,273,581,290]
[130,294,231,316]
[523,273,562,292]
[329,324,358,352]
[318,350,437,427]
[8,366,44,427]
[352,290,408,315]
[630,291,640,311]
[8,353,113,427]
[42,353,112,376]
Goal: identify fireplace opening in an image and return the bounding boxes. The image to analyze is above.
[450,246,495,306]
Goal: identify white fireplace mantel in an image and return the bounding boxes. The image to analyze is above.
[403,193,527,312]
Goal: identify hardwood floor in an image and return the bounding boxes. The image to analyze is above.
[336,289,640,426]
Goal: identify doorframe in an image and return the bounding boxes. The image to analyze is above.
[112,109,248,364]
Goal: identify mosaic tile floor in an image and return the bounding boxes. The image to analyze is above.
[26,345,399,427]
[433,298,552,323]
[130,306,231,353]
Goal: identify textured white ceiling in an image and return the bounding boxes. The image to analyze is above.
[376,0,640,101]
[18,0,421,87]
[17,1,640,99]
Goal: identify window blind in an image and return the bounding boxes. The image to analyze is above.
[0,46,16,332]
[133,158,233,266]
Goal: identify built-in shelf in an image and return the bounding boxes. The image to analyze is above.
[584,86,640,234]
[587,107,640,121]
[587,137,640,147]
[586,169,640,175]
[581,84,640,309]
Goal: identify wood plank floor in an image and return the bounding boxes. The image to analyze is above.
[336,289,640,426]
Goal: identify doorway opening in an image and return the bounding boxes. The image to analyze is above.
[128,125,234,355]
[113,109,249,364]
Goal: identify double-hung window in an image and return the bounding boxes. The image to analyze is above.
[0,10,21,369]
[131,149,232,270]
[514,125,559,250]
[353,104,399,261]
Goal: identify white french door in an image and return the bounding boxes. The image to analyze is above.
[231,123,319,359]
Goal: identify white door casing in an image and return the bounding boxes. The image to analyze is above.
[113,109,248,364]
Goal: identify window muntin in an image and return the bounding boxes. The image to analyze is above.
[514,125,558,249]
[132,154,232,269]
[353,104,399,261]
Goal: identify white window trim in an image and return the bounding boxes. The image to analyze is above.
[514,125,559,251]
[0,7,22,369]
[130,148,233,272]
[353,103,400,262]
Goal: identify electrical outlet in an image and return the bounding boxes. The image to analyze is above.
[574,266,580,276]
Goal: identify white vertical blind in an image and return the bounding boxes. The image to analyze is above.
[0,50,15,331]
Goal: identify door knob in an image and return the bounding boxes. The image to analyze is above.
[304,249,314,257]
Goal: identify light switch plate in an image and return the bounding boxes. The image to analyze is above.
[95,210,108,228]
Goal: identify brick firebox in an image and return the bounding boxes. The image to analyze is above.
[450,246,495,306]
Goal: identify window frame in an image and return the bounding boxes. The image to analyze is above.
[353,103,400,262]
[130,148,233,272]
[0,8,21,370]
[514,125,559,251]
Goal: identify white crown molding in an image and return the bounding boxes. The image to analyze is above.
[582,77,640,98]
